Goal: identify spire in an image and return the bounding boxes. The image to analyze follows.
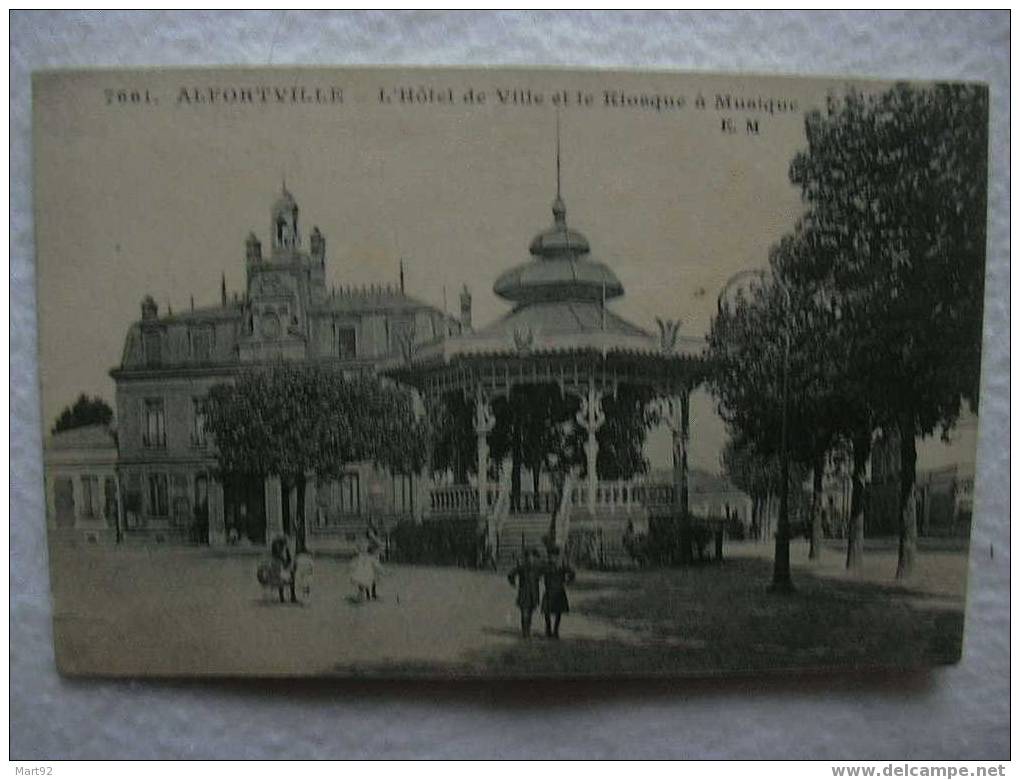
[555,108,561,201]
[221,273,227,305]
[399,258,405,294]
[553,109,566,226]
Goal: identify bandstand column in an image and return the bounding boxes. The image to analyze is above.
[413,389,434,523]
[658,389,691,563]
[474,387,495,514]
[680,389,690,521]
[576,383,605,513]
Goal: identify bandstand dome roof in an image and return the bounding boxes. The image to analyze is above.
[493,195,624,305]
[382,179,706,388]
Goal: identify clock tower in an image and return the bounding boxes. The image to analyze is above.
[239,185,326,362]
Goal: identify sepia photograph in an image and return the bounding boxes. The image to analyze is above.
[33,65,988,679]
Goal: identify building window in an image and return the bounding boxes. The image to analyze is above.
[338,326,357,360]
[104,477,119,523]
[143,398,166,448]
[393,473,414,514]
[53,477,75,528]
[123,471,143,529]
[194,474,209,517]
[148,473,169,517]
[191,398,207,447]
[80,475,101,518]
[330,473,360,515]
[144,331,162,367]
[388,319,414,356]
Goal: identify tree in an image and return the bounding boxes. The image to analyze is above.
[596,386,657,481]
[790,83,988,579]
[480,383,654,510]
[204,364,426,550]
[709,222,873,581]
[428,391,477,483]
[489,385,584,507]
[722,437,777,541]
[52,394,113,434]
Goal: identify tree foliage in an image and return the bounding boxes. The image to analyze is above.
[204,364,426,480]
[708,82,987,579]
[789,82,988,577]
[595,386,657,480]
[790,83,987,433]
[489,385,583,496]
[52,394,113,434]
[428,391,477,482]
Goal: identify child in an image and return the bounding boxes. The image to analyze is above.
[293,551,314,604]
[507,548,542,638]
[268,535,296,604]
[541,545,575,639]
[350,542,384,602]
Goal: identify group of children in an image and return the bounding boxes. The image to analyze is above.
[258,535,576,640]
[257,536,314,604]
[258,534,384,605]
[507,545,576,639]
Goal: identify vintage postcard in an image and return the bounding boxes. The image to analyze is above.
[33,67,988,677]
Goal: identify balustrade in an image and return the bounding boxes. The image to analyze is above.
[429,485,479,515]
[429,480,675,518]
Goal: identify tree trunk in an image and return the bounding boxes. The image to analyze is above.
[896,416,918,580]
[846,430,870,572]
[808,452,825,561]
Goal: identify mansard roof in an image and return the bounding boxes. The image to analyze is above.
[45,423,117,452]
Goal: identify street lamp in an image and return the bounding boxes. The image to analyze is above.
[717,268,794,593]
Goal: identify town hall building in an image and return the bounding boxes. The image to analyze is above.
[107,186,458,551]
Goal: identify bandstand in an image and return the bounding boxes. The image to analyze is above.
[384,175,711,568]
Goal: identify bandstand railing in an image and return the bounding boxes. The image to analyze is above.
[429,484,502,516]
[429,480,678,517]
[510,490,559,515]
[566,480,677,512]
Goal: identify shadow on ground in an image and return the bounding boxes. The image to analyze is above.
[342,556,963,678]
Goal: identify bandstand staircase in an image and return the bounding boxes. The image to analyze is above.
[493,476,576,569]
[495,512,553,569]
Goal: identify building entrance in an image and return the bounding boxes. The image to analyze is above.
[223,475,267,545]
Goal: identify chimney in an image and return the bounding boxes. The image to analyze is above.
[310,226,325,265]
[459,285,472,331]
[246,232,262,264]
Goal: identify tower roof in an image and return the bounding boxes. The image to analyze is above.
[273,184,297,213]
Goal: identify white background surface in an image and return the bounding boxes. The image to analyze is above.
[9,11,1010,759]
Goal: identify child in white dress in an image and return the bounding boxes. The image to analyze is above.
[350,541,384,602]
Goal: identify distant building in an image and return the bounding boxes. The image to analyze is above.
[649,467,752,532]
[867,427,975,538]
[43,424,121,545]
[106,187,456,551]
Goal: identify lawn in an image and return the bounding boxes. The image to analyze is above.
[47,538,967,678]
